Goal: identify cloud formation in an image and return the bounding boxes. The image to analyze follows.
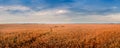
[0,0,120,23]
[0,5,72,23]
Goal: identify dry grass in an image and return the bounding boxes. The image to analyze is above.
[0,24,120,48]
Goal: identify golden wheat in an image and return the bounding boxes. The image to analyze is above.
[0,24,120,48]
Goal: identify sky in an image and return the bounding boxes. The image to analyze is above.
[0,0,120,24]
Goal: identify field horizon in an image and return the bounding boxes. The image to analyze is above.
[1,0,120,48]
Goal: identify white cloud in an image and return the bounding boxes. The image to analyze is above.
[31,9,70,16]
[69,13,120,23]
[112,6,118,10]
[56,9,69,14]
[106,13,120,21]
[0,5,30,11]
[0,5,120,24]
[0,6,71,24]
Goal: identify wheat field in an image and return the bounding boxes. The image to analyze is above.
[0,24,120,48]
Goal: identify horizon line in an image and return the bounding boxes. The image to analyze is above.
[0,22,120,24]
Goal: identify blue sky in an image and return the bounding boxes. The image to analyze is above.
[0,0,120,23]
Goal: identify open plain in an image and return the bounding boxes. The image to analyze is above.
[0,24,120,48]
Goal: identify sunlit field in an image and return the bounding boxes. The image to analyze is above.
[0,24,120,48]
